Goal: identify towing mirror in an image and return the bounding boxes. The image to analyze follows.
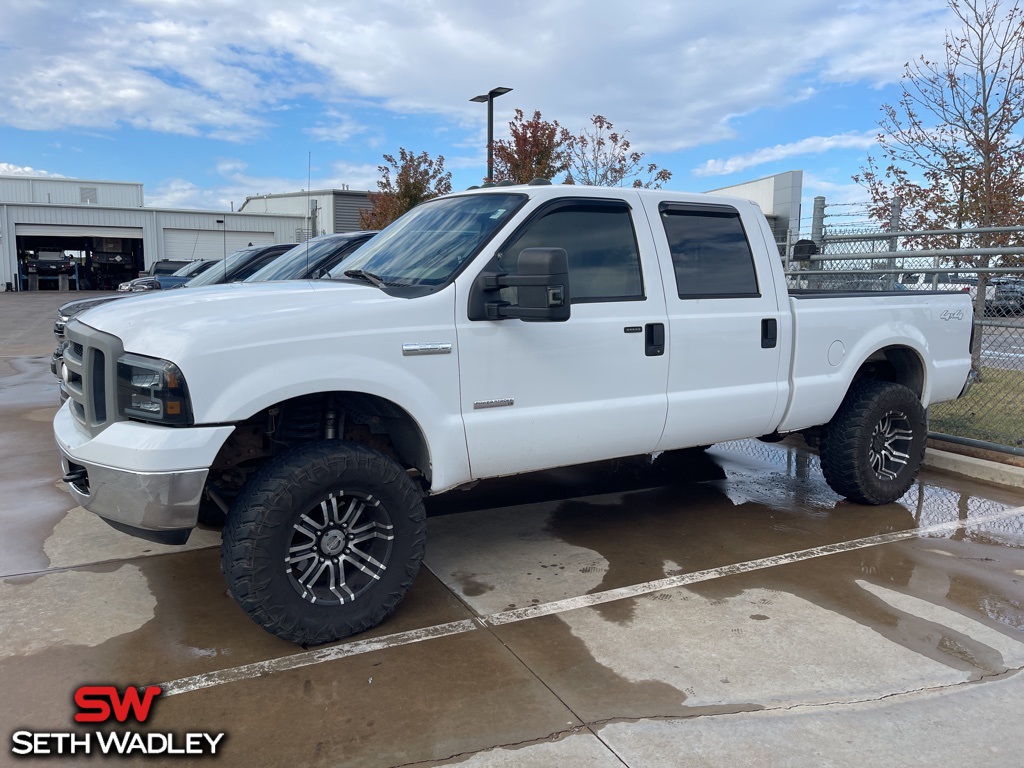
[483,247,571,322]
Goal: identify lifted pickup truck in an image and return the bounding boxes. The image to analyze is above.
[54,184,973,644]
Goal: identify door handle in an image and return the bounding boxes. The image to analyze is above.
[761,318,778,349]
[645,323,665,356]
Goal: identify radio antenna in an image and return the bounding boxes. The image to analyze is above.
[305,152,312,275]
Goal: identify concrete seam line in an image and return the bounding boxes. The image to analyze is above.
[160,620,480,695]
[484,506,1022,625]
[155,505,1024,697]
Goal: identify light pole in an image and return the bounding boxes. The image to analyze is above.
[470,86,512,182]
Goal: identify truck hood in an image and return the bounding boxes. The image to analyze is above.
[75,280,402,362]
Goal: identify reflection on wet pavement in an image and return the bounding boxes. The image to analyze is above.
[428,438,1024,697]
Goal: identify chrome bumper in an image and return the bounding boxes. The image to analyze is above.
[58,448,207,545]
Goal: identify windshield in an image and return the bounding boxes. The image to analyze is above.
[245,234,370,283]
[38,253,65,262]
[172,260,212,278]
[328,193,527,290]
[185,249,256,287]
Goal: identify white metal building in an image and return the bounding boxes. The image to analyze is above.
[238,188,372,237]
[0,175,305,291]
[706,170,803,244]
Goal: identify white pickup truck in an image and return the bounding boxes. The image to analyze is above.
[54,183,974,644]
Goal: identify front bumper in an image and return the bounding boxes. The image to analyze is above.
[58,451,207,544]
[53,403,232,544]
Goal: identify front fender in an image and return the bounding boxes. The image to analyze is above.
[186,334,470,492]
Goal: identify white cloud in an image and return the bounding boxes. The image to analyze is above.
[145,158,380,210]
[0,162,65,177]
[0,0,955,150]
[305,111,367,144]
[694,132,879,177]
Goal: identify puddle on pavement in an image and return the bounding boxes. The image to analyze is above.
[0,355,61,408]
[514,440,1024,676]
[426,438,1024,680]
[42,505,221,571]
[500,614,715,722]
[0,563,155,658]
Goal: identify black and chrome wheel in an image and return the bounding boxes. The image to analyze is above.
[868,410,915,481]
[221,440,426,645]
[286,489,394,606]
[820,381,926,505]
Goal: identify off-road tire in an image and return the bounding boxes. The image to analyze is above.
[221,440,426,645]
[820,380,926,505]
[196,497,226,527]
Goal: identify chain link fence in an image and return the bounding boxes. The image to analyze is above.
[781,225,1024,451]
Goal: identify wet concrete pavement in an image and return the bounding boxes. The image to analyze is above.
[2,290,1023,767]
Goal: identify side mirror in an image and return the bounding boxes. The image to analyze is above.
[483,247,571,322]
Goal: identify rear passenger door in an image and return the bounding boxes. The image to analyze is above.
[456,196,670,479]
[649,201,785,449]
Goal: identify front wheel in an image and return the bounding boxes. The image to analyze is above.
[820,381,926,505]
[221,441,426,645]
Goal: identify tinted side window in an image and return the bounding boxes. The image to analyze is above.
[660,207,759,299]
[500,203,643,303]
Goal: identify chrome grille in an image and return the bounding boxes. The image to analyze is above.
[63,322,124,437]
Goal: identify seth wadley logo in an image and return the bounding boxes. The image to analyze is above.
[10,685,226,758]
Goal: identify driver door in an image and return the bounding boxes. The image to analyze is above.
[455,196,670,479]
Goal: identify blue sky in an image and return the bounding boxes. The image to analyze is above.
[0,0,959,235]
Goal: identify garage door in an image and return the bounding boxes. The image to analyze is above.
[164,230,274,261]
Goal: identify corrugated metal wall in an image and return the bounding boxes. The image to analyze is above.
[0,176,143,207]
[333,192,372,231]
[239,191,371,234]
[164,230,274,260]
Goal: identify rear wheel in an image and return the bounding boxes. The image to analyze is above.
[221,440,426,645]
[820,381,926,505]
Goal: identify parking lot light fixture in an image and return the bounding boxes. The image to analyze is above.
[470,87,513,182]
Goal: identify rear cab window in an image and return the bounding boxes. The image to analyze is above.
[658,203,760,299]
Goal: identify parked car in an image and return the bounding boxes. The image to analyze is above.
[24,250,74,276]
[990,277,1024,315]
[137,259,190,279]
[54,244,297,342]
[118,259,217,292]
[244,231,377,283]
[51,242,298,396]
[898,271,999,311]
[182,242,299,288]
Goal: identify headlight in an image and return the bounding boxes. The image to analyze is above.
[116,353,194,425]
[117,282,132,292]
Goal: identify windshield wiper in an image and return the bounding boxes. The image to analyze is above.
[342,268,387,289]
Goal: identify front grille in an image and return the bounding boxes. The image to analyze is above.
[63,322,124,437]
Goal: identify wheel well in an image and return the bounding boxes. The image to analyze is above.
[204,392,432,511]
[853,346,924,399]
